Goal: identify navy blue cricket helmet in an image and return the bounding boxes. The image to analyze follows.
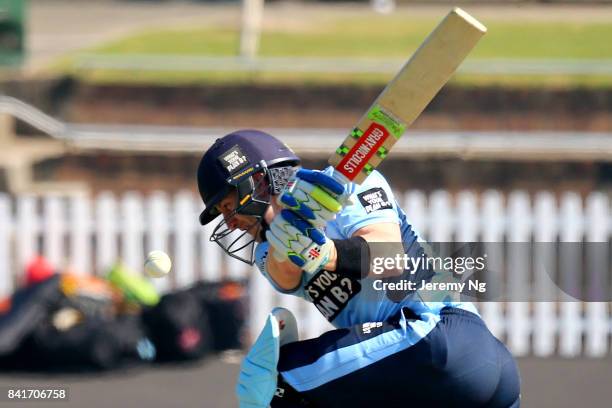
[197,130,300,264]
[197,129,300,226]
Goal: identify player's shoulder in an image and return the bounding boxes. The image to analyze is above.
[360,170,390,188]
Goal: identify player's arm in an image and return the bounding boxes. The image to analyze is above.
[265,245,306,291]
[330,222,405,279]
[265,221,402,289]
[322,222,400,272]
[266,222,403,284]
[352,222,402,242]
[266,168,407,283]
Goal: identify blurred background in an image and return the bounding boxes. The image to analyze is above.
[0,0,611,407]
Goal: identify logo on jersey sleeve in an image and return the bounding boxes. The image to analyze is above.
[305,270,361,322]
[357,187,392,213]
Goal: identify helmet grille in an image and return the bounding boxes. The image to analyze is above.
[268,166,296,195]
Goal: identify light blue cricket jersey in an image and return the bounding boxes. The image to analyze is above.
[255,167,478,328]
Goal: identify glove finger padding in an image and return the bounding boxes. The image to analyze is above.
[280,209,326,245]
[279,169,347,228]
[266,212,334,273]
[295,168,345,195]
[268,218,313,254]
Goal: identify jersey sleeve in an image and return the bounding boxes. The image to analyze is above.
[254,241,307,297]
[331,170,401,238]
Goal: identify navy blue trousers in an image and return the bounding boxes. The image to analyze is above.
[274,308,520,408]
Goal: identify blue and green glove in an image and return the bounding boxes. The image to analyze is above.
[278,169,347,227]
[266,169,347,273]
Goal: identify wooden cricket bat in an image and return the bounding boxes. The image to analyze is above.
[329,8,487,184]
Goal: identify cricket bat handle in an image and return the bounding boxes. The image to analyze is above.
[331,169,351,186]
[330,168,355,206]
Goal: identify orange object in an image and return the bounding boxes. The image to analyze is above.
[218,282,245,301]
[0,297,11,314]
[60,273,122,303]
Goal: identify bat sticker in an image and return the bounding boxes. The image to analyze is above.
[367,105,407,139]
[336,123,390,180]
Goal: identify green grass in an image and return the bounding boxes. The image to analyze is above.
[55,15,612,88]
[94,28,240,56]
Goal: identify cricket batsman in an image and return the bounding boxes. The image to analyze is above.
[196,130,520,407]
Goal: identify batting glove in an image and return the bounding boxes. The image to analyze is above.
[266,209,334,273]
[278,169,347,228]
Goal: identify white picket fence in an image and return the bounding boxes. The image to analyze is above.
[0,190,610,357]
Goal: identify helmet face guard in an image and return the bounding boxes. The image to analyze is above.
[209,162,295,265]
[197,130,300,264]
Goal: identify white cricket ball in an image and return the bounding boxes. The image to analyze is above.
[144,250,172,278]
